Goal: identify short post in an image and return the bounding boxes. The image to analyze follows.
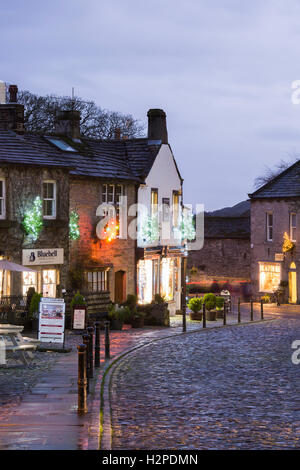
[223,303,227,325]
[260,299,264,320]
[82,334,90,393]
[202,303,206,329]
[77,344,88,414]
[94,322,100,368]
[238,298,241,323]
[104,321,110,360]
[250,299,254,322]
[87,326,94,379]
[181,256,187,333]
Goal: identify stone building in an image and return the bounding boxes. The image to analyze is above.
[0,85,184,310]
[249,162,300,303]
[187,215,251,298]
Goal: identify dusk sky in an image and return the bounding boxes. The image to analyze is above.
[2,0,300,210]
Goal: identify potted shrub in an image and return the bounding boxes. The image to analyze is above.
[188,297,203,320]
[130,311,145,328]
[203,293,217,321]
[261,294,270,304]
[108,304,128,330]
[122,294,137,324]
[215,296,225,318]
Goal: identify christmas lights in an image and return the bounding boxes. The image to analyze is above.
[69,210,80,240]
[142,216,159,244]
[181,211,195,241]
[22,196,43,241]
[102,218,119,242]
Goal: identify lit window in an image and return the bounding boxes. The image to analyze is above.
[290,213,297,242]
[0,179,6,219]
[172,191,180,227]
[46,137,77,152]
[43,181,56,219]
[160,257,174,301]
[162,198,170,222]
[151,189,158,218]
[85,270,108,292]
[42,269,57,298]
[137,259,153,304]
[266,212,273,241]
[22,272,37,296]
[259,262,281,292]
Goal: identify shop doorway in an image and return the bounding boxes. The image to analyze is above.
[115,270,126,304]
[289,262,297,304]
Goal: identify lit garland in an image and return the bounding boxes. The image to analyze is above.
[142,216,159,244]
[102,218,119,242]
[282,232,295,253]
[181,211,196,241]
[22,196,43,241]
[69,210,80,240]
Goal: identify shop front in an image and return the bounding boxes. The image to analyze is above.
[22,248,64,298]
[137,250,182,315]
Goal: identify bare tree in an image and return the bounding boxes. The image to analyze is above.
[254,153,300,189]
[14,89,145,139]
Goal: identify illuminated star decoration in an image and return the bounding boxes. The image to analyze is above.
[22,196,43,241]
[282,232,295,253]
[69,210,80,240]
[102,218,119,242]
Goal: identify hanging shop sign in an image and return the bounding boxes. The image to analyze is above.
[275,253,284,262]
[38,298,65,344]
[22,248,64,266]
[72,306,87,330]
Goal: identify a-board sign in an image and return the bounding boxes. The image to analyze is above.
[38,298,65,344]
[73,306,86,330]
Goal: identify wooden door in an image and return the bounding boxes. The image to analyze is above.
[115,270,126,304]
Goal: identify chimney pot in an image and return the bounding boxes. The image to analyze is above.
[9,85,18,103]
[147,108,168,144]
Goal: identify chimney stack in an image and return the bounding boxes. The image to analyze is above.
[114,127,121,139]
[147,108,168,144]
[0,81,6,104]
[54,109,81,140]
[0,83,24,133]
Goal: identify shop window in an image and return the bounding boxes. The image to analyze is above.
[85,270,108,292]
[160,258,174,301]
[259,262,280,292]
[290,213,297,242]
[137,259,153,304]
[0,179,6,219]
[42,269,57,297]
[152,259,160,295]
[43,181,56,219]
[22,271,37,296]
[266,212,273,241]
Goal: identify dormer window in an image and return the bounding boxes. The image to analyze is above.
[43,180,56,219]
[0,179,6,219]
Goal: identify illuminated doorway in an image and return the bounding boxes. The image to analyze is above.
[289,262,297,304]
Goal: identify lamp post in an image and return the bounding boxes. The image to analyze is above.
[181,255,187,332]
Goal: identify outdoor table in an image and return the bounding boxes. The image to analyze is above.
[0,324,39,366]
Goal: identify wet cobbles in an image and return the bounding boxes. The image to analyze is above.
[111,316,300,449]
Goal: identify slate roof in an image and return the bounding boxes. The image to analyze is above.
[204,216,250,239]
[249,160,300,199]
[0,130,162,182]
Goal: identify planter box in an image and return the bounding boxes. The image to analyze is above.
[190,311,202,321]
[206,310,217,321]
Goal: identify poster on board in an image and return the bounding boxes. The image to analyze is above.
[38,298,65,344]
[73,306,86,330]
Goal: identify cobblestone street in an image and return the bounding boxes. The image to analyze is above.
[111,311,300,450]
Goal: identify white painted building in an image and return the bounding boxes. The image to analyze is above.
[136,109,184,315]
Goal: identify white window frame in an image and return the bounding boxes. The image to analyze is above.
[290,212,297,242]
[0,179,6,220]
[266,212,273,242]
[43,180,56,219]
[101,183,124,205]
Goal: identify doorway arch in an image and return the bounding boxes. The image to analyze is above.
[289,262,297,304]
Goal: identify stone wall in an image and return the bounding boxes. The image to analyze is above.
[0,165,70,295]
[69,178,137,301]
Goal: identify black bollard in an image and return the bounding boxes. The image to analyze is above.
[94,322,100,368]
[223,303,227,325]
[87,326,94,379]
[77,344,88,414]
[260,299,264,320]
[104,321,110,360]
[202,303,206,329]
[238,298,241,323]
[250,300,254,321]
[82,334,90,393]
